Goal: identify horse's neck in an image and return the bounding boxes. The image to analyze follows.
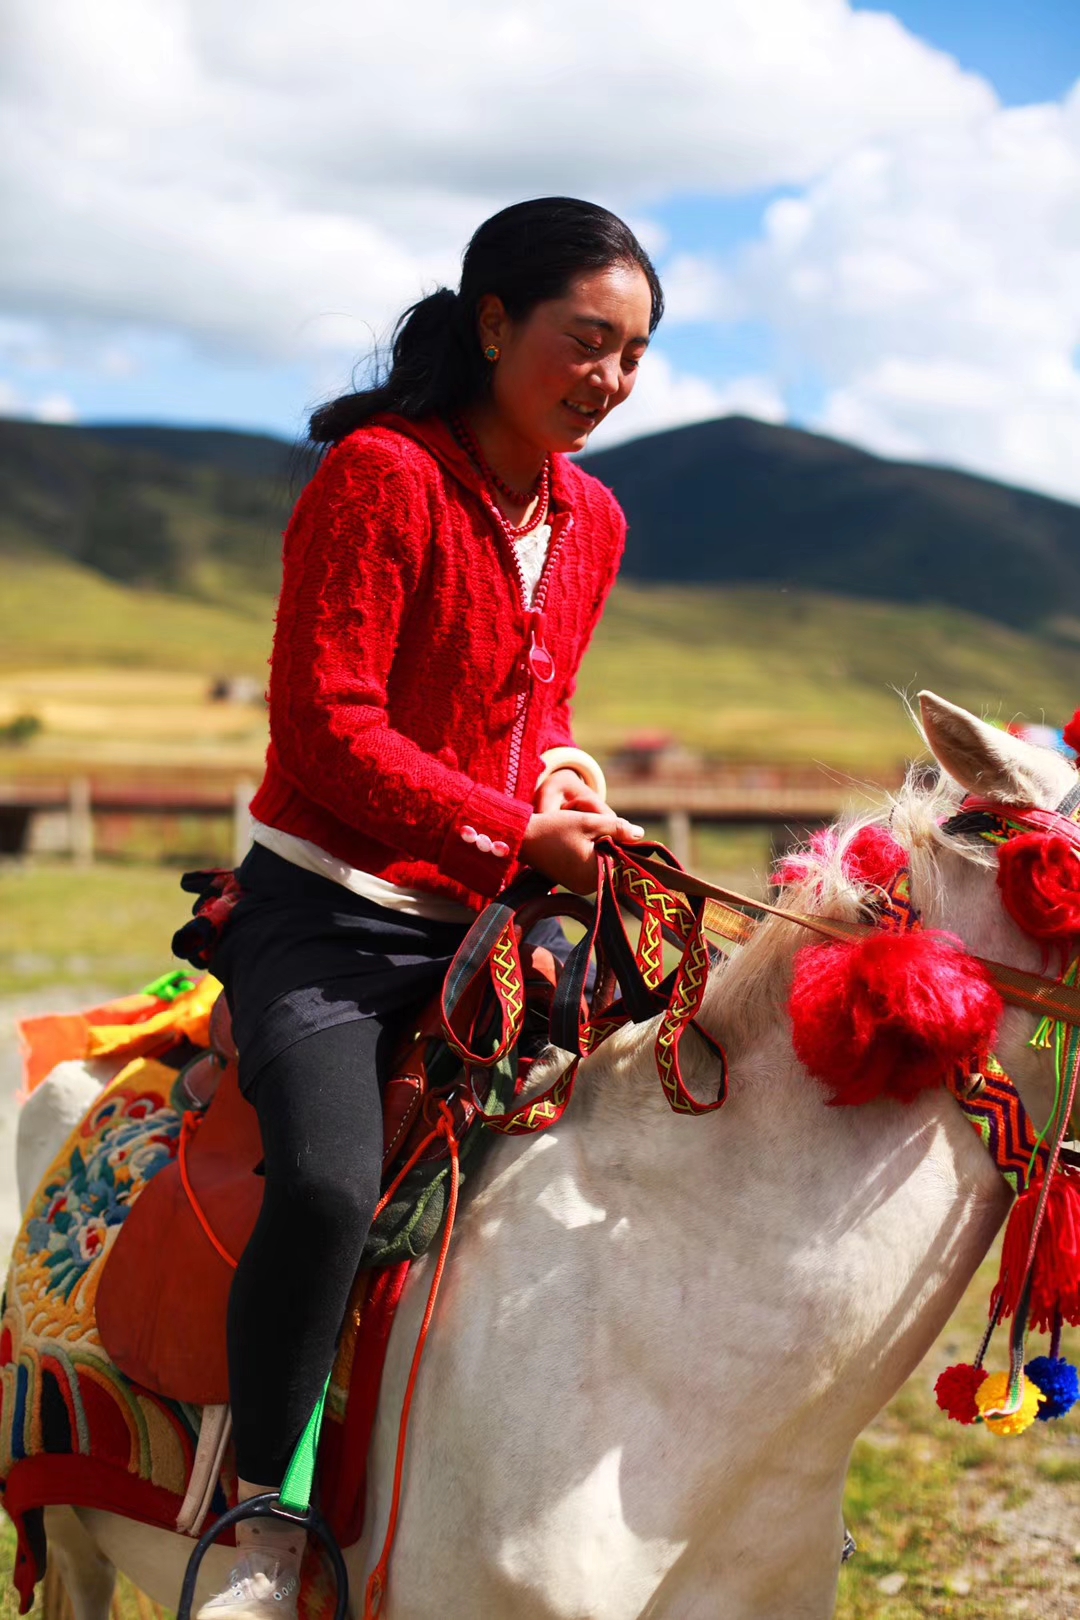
[468,1018,1008,1497]
[918,841,1059,1127]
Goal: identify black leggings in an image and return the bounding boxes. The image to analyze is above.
[226,1017,395,1485]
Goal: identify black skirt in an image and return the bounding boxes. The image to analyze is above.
[205,843,570,1092]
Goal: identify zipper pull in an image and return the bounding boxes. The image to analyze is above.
[527,609,555,684]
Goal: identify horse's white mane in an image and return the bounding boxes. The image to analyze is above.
[703,760,990,1058]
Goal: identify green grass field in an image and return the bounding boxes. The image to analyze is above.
[0,861,193,995]
[4,556,1080,775]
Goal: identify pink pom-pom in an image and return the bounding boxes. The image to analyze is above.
[935,1362,989,1424]
[774,827,837,887]
[789,930,1003,1106]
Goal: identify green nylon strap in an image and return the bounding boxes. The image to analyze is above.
[140,968,198,1002]
[277,1376,330,1514]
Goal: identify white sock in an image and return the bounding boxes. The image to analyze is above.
[236,1481,306,1575]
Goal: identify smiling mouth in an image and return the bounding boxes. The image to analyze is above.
[562,399,604,426]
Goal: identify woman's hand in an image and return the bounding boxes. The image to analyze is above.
[522,796,646,894]
[535,766,607,817]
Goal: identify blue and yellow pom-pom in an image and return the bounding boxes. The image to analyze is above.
[1025,1356,1080,1421]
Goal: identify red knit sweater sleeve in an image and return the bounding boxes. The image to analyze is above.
[539,493,626,756]
[267,435,533,896]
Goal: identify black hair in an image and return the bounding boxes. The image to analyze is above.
[309,196,664,446]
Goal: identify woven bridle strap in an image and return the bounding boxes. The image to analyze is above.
[626,850,1080,1188]
[625,852,1080,1030]
[440,842,728,1135]
[440,799,1080,1159]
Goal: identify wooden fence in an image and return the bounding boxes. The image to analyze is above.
[0,764,893,868]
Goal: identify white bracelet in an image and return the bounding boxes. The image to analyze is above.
[535,747,607,805]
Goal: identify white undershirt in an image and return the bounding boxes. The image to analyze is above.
[514,520,551,608]
[254,522,554,920]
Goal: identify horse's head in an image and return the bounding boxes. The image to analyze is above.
[912,690,1080,1120]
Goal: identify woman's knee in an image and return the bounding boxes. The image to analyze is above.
[269,1159,379,1245]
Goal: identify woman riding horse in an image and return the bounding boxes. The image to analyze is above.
[178,196,662,1618]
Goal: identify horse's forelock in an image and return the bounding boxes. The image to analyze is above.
[702,764,981,1056]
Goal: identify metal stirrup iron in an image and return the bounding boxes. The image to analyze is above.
[175,1380,348,1620]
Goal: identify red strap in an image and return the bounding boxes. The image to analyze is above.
[177,1111,239,1271]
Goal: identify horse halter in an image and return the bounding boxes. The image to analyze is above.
[942,777,1080,849]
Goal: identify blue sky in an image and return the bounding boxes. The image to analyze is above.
[4,1,1080,498]
[858,0,1080,106]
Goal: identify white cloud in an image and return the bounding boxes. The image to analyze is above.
[0,0,990,368]
[7,0,1080,503]
[714,93,1080,499]
[585,351,784,450]
[0,379,77,422]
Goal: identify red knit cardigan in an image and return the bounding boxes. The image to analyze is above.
[249,414,627,912]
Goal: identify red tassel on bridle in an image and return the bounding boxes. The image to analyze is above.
[992,1171,1080,1332]
[789,929,1003,1107]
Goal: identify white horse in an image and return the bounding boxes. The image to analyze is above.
[21,692,1070,1620]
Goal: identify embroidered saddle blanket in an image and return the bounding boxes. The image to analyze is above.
[0,1003,411,1614]
[1,934,561,1614]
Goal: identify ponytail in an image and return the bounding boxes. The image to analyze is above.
[309,197,664,448]
[309,287,485,446]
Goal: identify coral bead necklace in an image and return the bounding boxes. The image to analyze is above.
[450,414,551,542]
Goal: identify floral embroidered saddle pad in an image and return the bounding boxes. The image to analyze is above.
[0,978,432,1613]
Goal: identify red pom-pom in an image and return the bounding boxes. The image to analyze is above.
[1062,711,1080,756]
[844,825,907,890]
[789,930,1003,1106]
[774,824,905,891]
[935,1362,989,1424]
[991,1172,1080,1331]
[998,832,1080,942]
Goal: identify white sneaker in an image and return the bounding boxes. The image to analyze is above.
[195,1552,300,1620]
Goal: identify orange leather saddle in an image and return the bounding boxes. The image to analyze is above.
[97,943,560,1407]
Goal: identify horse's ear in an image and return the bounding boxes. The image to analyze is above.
[918,691,1076,806]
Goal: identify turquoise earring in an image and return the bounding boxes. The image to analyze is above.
[484,345,500,362]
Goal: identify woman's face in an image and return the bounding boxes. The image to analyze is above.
[478,263,653,454]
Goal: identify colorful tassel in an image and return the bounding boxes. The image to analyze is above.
[975,1371,1044,1436]
[934,1362,988,1424]
[991,1172,1080,1332]
[1025,1355,1080,1420]
[789,930,1002,1107]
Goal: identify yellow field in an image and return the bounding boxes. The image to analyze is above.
[4,556,1080,779]
[0,669,268,773]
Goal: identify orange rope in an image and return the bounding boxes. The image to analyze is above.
[371,1124,442,1222]
[178,1111,239,1270]
[363,1103,461,1619]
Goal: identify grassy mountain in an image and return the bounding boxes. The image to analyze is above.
[584,416,1080,632]
[5,413,1080,635]
[0,418,307,602]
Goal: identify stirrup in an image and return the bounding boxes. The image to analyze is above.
[177,1382,348,1620]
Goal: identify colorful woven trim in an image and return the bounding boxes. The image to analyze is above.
[951,1059,1052,1197]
